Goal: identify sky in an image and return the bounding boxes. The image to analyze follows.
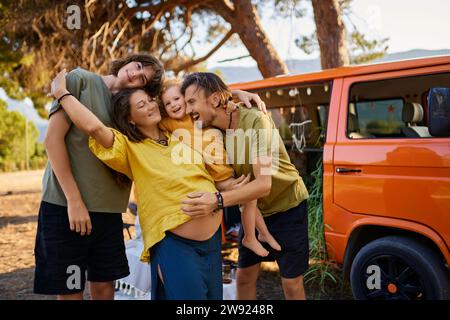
[205,0,450,68]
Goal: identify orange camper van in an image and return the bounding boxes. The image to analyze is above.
[230,56,450,300]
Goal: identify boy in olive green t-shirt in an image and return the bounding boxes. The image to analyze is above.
[34,54,163,300]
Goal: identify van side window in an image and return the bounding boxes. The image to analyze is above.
[347,72,450,139]
[348,99,404,138]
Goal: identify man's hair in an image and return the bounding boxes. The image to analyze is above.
[181,72,232,107]
[109,53,165,97]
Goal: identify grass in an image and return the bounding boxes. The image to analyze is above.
[304,157,347,298]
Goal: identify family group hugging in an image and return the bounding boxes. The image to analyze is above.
[34,52,309,300]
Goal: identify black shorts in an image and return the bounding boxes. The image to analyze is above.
[33,201,129,295]
[238,200,309,279]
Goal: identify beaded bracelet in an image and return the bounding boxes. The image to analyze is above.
[215,191,224,211]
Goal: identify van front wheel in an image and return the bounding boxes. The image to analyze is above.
[350,236,449,300]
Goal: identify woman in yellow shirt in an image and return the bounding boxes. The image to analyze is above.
[159,79,282,257]
[50,70,226,300]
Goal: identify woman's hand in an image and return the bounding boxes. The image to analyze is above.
[50,69,70,100]
[231,89,267,113]
[181,192,218,218]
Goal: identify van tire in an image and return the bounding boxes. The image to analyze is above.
[350,236,450,300]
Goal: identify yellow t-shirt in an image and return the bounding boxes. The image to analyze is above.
[89,128,217,262]
[225,106,309,217]
[159,116,234,182]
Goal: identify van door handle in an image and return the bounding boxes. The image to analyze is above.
[336,168,362,173]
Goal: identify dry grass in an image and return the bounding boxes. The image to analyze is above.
[0,170,135,300]
[0,170,44,195]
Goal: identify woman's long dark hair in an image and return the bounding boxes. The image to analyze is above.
[109,88,164,187]
[109,88,146,188]
[112,88,148,143]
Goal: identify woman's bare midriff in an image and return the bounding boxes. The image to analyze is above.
[171,210,223,241]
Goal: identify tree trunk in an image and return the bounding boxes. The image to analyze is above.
[212,0,289,78]
[311,0,349,69]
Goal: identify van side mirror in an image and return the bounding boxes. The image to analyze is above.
[427,87,450,137]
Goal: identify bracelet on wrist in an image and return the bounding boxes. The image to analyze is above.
[57,92,73,105]
[214,191,224,213]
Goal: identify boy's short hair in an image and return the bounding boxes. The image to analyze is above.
[109,53,165,97]
[181,72,232,106]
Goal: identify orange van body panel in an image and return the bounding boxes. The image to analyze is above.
[229,55,450,267]
[333,64,450,265]
[325,213,450,265]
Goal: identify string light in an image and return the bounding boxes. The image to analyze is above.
[289,88,299,97]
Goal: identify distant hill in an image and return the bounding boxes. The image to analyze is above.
[2,49,449,140]
[210,49,450,83]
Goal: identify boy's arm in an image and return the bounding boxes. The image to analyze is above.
[51,69,114,148]
[215,177,233,192]
[221,156,271,205]
[215,174,250,192]
[44,110,92,236]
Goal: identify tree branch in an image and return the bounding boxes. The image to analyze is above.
[206,0,235,24]
[217,54,251,63]
[172,27,234,73]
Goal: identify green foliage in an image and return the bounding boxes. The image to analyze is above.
[295,34,317,55]
[272,0,306,18]
[349,31,389,65]
[304,156,342,296]
[0,39,26,101]
[0,98,45,171]
[0,38,51,117]
[296,31,388,66]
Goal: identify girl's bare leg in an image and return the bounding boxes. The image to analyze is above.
[241,201,269,257]
[255,209,281,251]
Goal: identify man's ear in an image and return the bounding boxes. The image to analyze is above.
[209,92,221,108]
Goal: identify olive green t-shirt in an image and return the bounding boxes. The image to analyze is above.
[225,106,309,217]
[41,68,132,212]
